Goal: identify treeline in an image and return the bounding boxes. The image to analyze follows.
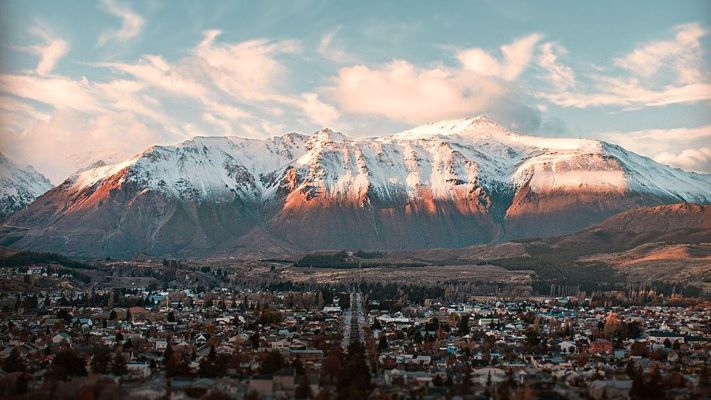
[265,281,445,310]
[486,252,624,294]
[488,251,705,298]
[295,250,425,269]
[0,251,94,270]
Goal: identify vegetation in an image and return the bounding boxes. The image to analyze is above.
[295,250,425,269]
[0,251,94,269]
[336,342,372,400]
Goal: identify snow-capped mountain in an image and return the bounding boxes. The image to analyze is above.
[0,152,53,219]
[5,116,711,257]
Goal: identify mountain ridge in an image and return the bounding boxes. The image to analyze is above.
[3,116,710,257]
[0,152,53,220]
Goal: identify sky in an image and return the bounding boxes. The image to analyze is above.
[0,0,709,183]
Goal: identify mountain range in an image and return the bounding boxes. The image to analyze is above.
[2,116,710,257]
[0,152,52,220]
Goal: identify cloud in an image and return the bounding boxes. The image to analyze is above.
[654,147,711,173]
[457,33,543,81]
[536,42,574,91]
[327,48,541,130]
[317,28,355,63]
[1,109,161,182]
[1,29,347,182]
[98,0,145,46]
[295,92,340,128]
[537,23,711,109]
[324,34,546,129]
[600,125,711,172]
[0,74,105,113]
[193,31,300,101]
[614,23,707,85]
[15,24,69,76]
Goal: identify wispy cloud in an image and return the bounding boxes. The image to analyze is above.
[535,42,574,91]
[614,22,707,85]
[317,28,355,63]
[15,23,69,76]
[98,0,145,46]
[0,28,345,181]
[457,34,543,81]
[537,23,711,108]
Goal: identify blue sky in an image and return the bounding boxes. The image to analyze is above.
[0,0,709,182]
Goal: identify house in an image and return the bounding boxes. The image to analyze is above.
[559,340,576,354]
[127,361,152,378]
[589,340,613,355]
[647,330,684,345]
[52,332,72,346]
[248,375,274,397]
[588,379,632,400]
[153,339,168,351]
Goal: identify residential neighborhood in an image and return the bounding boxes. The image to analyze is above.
[0,261,709,399]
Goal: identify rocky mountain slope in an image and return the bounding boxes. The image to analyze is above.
[0,152,52,220]
[3,116,710,257]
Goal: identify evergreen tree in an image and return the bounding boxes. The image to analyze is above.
[2,348,26,373]
[111,352,128,376]
[90,346,111,374]
[377,335,388,352]
[295,373,313,399]
[260,350,285,375]
[336,343,371,400]
[199,346,217,378]
[458,315,470,335]
[50,349,87,381]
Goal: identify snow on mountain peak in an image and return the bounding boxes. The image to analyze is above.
[0,152,53,218]
[60,116,711,207]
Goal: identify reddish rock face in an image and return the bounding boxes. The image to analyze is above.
[1,169,697,258]
[2,117,709,257]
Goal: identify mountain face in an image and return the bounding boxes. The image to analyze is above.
[0,152,52,220]
[4,116,711,257]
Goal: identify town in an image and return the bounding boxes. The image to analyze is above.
[0,258,709,400]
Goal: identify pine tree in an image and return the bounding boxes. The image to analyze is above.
[111,352,128,376]
[90,346,111,374]
[2,348,26,373]
[295,373,313,399]
[377,335,388,352]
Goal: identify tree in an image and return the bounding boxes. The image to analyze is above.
[163,343,174,368]
[250,332,260,350]
[292,356,306,376]
[625,360,637,378]
[462,364,472,395]
[164,344,191,377]
[320,347,342,385]
[111,352,128,376]
[109,310,117,321]
[260,350,285,375]
[377,335,388,352]
[336,343,371,400]
[50,349,87,381]
[2,348,26,373]
[524,326,542,353]
[295,373,313,399]
[90,346,112,374]
[458,315,470,336]
[199,346,217,378]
